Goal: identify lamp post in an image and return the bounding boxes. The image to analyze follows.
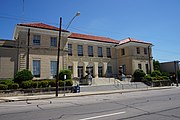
[174,60,179,87]
[56,17,62,97]
[66,12,80,30]
[56,12,80,97]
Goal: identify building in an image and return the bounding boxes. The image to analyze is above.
[160,61,180,73]
[0,22,153,80]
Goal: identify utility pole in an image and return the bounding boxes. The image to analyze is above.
[148,46,152,74]
[26,28,30,70]
[56,17,62,97]
[174,61,179,87]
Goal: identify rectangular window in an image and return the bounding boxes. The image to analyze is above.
[68,66,73,73]
[106,48,111,58]
[78,66,83,78]
[122,65,126,74]
[98,47,103,57]
[33,35,40,45]
[78,45,83,56]
[144,48,147,55]
[98,66,103,77]
[138,64,142,69]
[33,60,40,77]
[50,37,57,47]
[88,46,93,57]
[137,47,140,54]
[50,61,57,77]
[107,66,112,77]
[146,64,149,74]
[121,48,125,55]
[68,44,72,56]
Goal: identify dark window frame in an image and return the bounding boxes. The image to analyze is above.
[78,45,83,56]
[33,35,41,45]
[88,46,94,57]
[98,47,103,57]
[106,47,111,58]
[68,44,72,56]
[50,37,57,47]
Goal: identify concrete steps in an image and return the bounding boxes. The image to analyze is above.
[80,78,149,92]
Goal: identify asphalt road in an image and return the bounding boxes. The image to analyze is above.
[0,87,180,120]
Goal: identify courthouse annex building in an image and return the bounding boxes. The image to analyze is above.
[0,23,153,80]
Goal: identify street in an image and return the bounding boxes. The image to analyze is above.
[0,88,180,120]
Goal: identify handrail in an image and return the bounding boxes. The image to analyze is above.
[114,79,124,90]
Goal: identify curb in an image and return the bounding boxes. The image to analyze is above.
[0,86,175,103]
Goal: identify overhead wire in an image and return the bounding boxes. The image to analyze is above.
[0,14,180,61]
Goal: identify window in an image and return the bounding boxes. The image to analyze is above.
[107,66,112,77]
[138,64,142,69]
[122,65,126,74]
[78,45,83,56]
[98,47,103,57]
[50,61,57,77]
[68,44,72,56]
[78,66,83,78]
[50,37,57,47]
[88,46,93,57]
[68,66,73,73]
[144,48,147,55]
[121,48,125,55]
[33,60,40,77]
[98,66,103,77]
[137,47,140,54]
[145,64,149,74]
[106,48,111,58]
[33,35,40,45]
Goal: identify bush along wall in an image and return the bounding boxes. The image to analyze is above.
[0,70,73,90]
[143,70,172,87]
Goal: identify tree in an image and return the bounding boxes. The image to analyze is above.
[132,69,146,82]
[59,70,72,80]
[14,69,33,84]
[153,59,160,71]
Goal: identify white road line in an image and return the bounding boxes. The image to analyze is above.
[79,111,126,120]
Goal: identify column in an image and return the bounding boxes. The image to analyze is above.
[103,62,107,77]
[83,62,88,77]
[94,62,98,78]
[73,61,78,78]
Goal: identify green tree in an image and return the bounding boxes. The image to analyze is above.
[132,69,146,82]
[14,69,33,84]
[153,59,160,71]
[59,70,72,80]
[151,70,162,77]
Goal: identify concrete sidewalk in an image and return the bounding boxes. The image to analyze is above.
[0,86,176,103]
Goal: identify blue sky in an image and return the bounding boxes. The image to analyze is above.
[0,0,180,62]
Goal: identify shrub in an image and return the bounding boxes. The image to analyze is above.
[21,80,32,89]
[162,76,169,80]
[132,69,146,82]
[31,82,38,88]
[0,80,14,85]
[65,80,73,86]
[8,83,19,89]
[144,75,152,82]
[0,84,8,90]
[161,72,170,77]
[41,80,49,88]
[14,69,33,84]
[49,80,56,87]
[151,70,162,77]
[59,80,64,87]
[59,70,71,80]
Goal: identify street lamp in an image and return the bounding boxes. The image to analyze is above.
[56,12,80,97]
[66,12,80,30]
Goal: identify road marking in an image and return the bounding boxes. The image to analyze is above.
[79,111,126,120]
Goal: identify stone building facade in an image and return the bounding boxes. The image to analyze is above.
[0,23,153,79]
